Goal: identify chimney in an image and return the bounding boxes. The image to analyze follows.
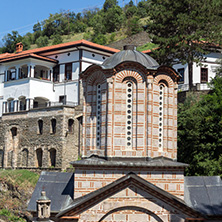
[16,42,23,53]
[36,191,51,221]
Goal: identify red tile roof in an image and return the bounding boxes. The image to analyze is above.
[0,53,58,63]
[0,39,119,63]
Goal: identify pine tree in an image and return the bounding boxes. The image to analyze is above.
[147,0,222,89]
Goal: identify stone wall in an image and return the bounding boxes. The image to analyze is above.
[0,105,82,170]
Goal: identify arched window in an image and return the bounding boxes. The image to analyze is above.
[11,127,17,137]
[68,119,74,133]
[159,84,164,151]
[96,84,101,148]
[51,119,56,134]
[49,148,56,167]
[38,120,43,135]
[36,148,43,167]
[126,81,133,149]
[8,99,14,113]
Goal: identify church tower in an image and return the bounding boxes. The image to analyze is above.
[56,46,202,221]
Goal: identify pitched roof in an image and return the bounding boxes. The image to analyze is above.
[57,172,203,219]
[0,39,120,62]
[70,155,188,169]
[0,53,58,63]
[184,176,222,217]
[27,171,74,213]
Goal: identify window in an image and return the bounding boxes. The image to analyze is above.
[51,119,56,134]
[201,68,208,83]
[53,65,59,82]
[49,148,56,167]
[68,119,74,133]
[7,68,16,81]
[159,85,164,151]
[59,95,66,105]
[96,84,101,148]
[8,100,14,112]
[36,148,43,167]
[126,82,133,149]
[11,127,17,137]
[177,68,184,83]
[38,120,43,135]
[65,63,72,80]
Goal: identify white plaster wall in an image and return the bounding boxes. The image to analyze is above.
[82,50,107,64]
[54,81,78,104]
[47,50,79,64]
[72,62,79,80]
[4,78,30,100]
[0,65,5,116]
[29,79,55,101]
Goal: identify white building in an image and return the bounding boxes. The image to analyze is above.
[143,47,222,92]
[0,40,119,117]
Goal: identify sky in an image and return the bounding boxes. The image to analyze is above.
[0,0,139,42]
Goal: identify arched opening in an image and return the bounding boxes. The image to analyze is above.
[22,149,28,167]
[11,127,17,137]
[51,119,56,134]
[19,65,28,79]
[0,150,4,168]
[49,148,56,167]
[19,96,26,111]
[7,98,14,113]
[7,66,16,81]
[33,97,49,109]
[99,206,164,222]
[36,148,43,168]
[38,120,43,135]
[34,65,50,81]
[68,119,74,133]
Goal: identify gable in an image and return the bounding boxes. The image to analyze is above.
[57,173,203,220]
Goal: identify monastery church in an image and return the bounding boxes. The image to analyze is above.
[27,45,222,222]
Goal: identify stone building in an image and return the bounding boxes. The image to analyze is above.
[0,105,82,170]
[27,46,222,221]
[0,40,118,170]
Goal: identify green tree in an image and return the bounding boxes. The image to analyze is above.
[126,16,143,36]
[1,31,29,53]
[36,36,49,47]
[178,62,222,176]
[52,33,63,45]
[103,0,118,12]
[147,0,222,89]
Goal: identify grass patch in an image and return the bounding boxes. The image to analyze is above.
[0,209,25,222]
[0,169,39,188]
[137,42,159,52]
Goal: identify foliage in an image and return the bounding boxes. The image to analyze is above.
[178,62,222,176]
[0,169,39,187]
[125,16,143,36]
[136,42,159,51]
[91,33,107,45]
[1,31,30,53]
[36,36,49,47]
[52,33,63,45]
[0,209,25,222]
[147,0,222,87]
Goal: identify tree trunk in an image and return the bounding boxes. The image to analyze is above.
[188,61,193,90]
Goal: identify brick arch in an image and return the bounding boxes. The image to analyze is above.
[87,71,106,86]
[154,74,174,88]
[98,206,164,222]
[115,69,145,83]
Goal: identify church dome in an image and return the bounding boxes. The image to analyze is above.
[101,45,159,69]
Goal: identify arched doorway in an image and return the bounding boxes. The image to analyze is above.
[49,148,56,167]
[36,148,43,167]
[99,206,164,222]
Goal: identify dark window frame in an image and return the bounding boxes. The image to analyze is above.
[65,63,72,81]
[201,67,208,83]
[177,68,185,83]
